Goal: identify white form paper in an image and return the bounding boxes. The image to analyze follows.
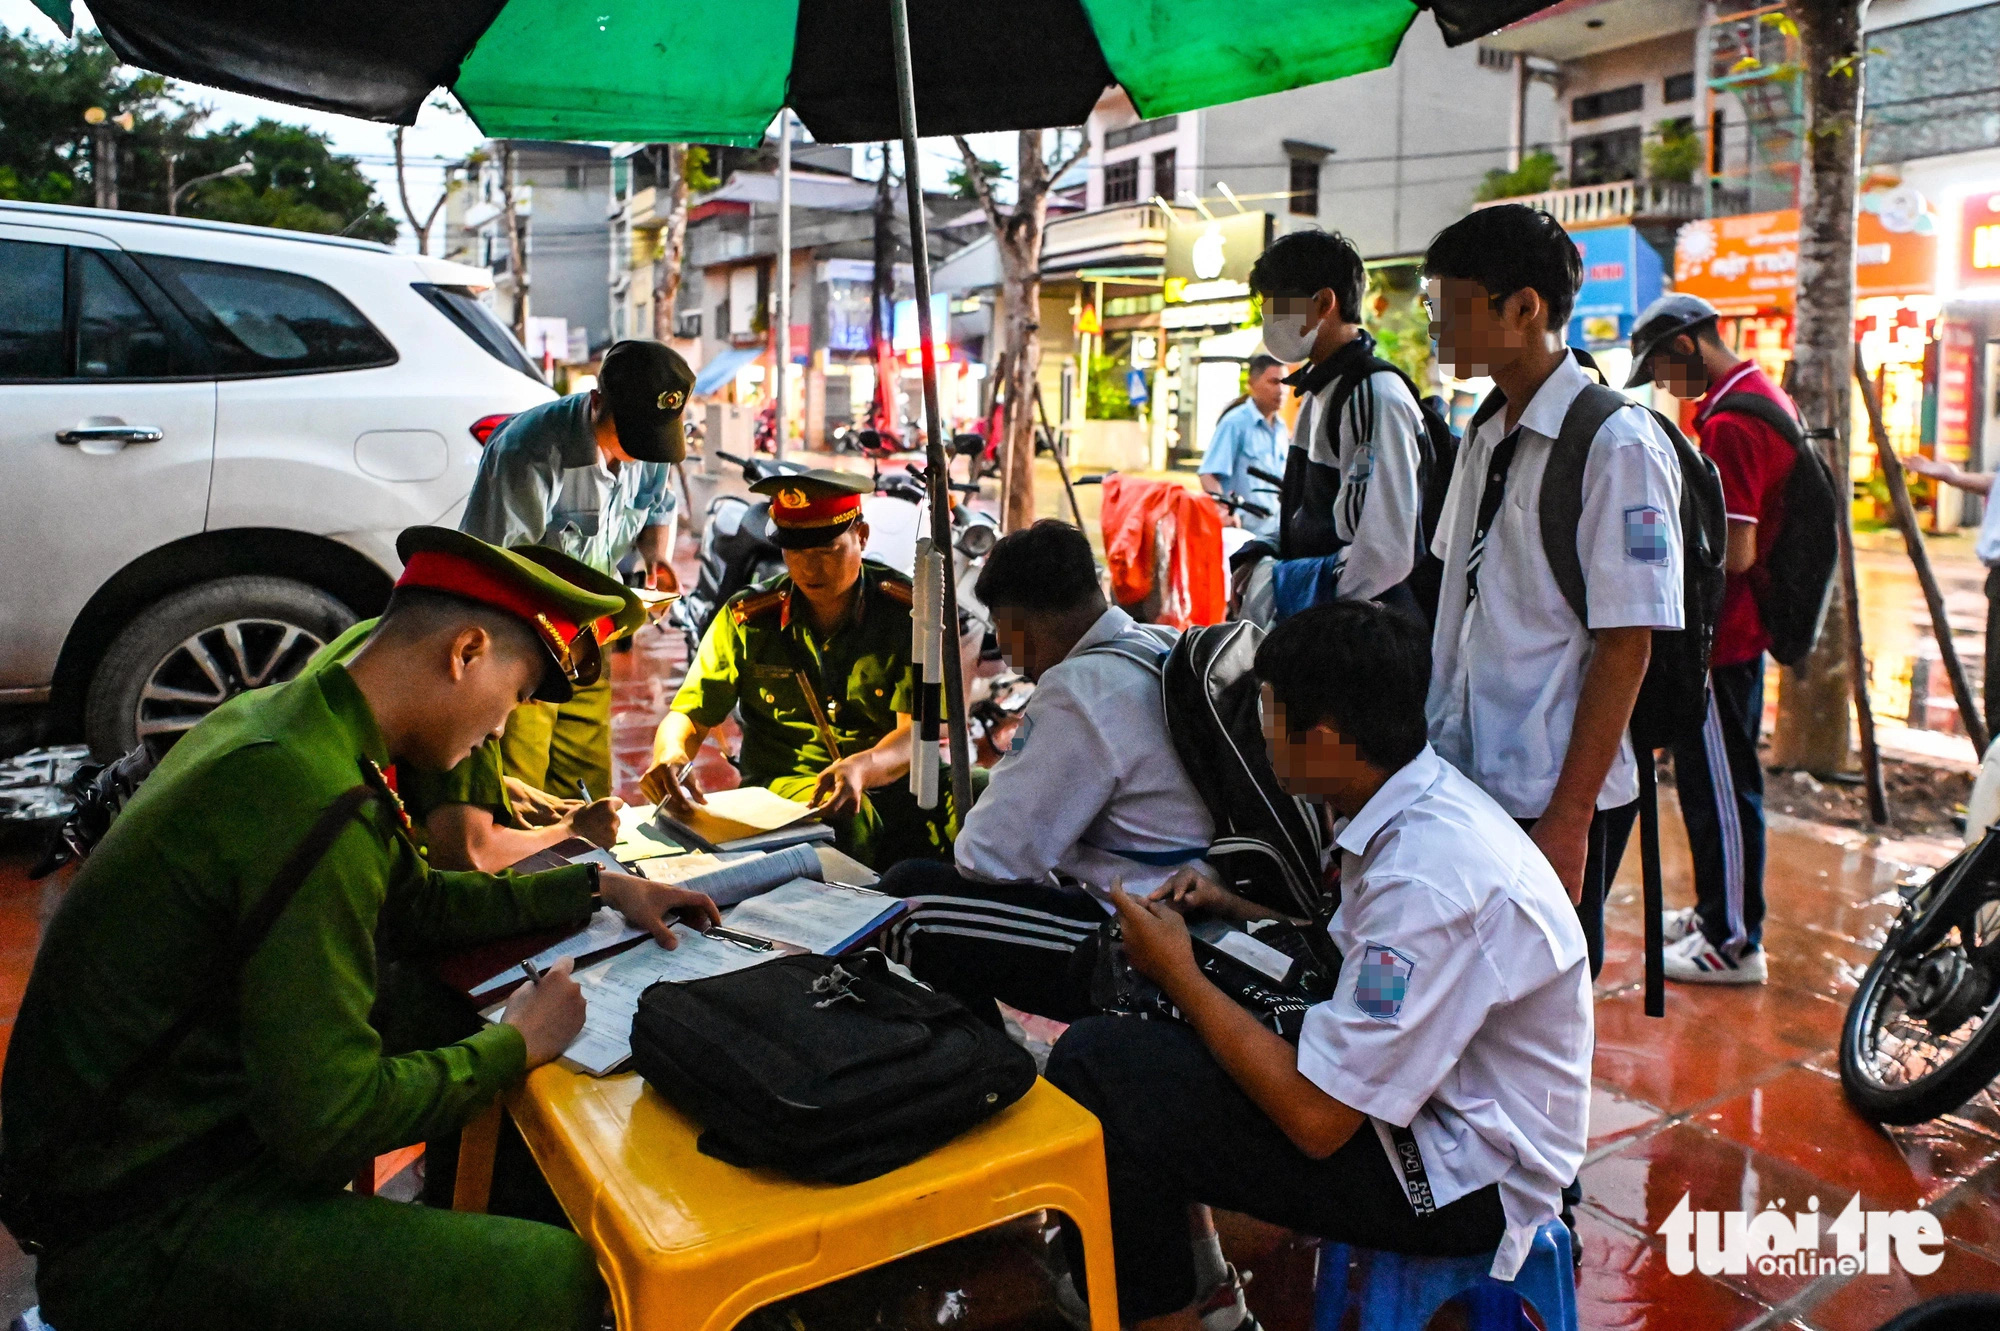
[557,925,772,1075]
[467,907,647,1000]
[721,878,903,955]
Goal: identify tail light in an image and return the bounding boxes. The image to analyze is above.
[469,414,512,446]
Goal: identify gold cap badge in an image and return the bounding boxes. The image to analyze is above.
[777,487,809,510]
[657,389,686,411]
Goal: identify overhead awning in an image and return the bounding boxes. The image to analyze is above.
[694,345,763,397]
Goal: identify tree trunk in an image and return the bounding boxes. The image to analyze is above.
[502,143,529,344]
[1771,0,1865,775]
[393,127,428,256]
[1001,263,1042,531]
[653,144,689,340]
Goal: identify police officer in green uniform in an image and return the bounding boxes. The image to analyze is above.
[1,527,721,1331]
[640,470,956,869]
[306,545,660,872]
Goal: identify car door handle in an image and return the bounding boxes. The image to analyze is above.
[57,425,164,446]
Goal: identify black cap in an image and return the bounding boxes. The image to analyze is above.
[1626,293,1722,388]
[599,340,693,464]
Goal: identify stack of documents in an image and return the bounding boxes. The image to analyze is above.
[652,786,833,853]
[722,878,903,955]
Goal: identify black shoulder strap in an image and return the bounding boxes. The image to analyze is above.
[1540,383,1632,630]
[104,783,379,1112]
[1710,391,1806,451]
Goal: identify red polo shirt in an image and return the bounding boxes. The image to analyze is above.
[1695,361,1800,667]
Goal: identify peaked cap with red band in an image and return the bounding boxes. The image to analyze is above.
[393,527,626,703]
[750,468,872,549]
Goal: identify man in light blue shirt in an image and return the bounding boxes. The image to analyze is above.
[460,339,692,799]
[1198,354,1287,540]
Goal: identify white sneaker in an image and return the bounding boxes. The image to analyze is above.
[1662,907,1701,945]
[1663,930,1768,985]
[1198,1265,1252,1331]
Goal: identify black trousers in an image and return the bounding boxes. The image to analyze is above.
[877,858,1106,1029]
[1516,799,1638,980]
[1670,657,1767,953]
[1045,1016,1504,1323]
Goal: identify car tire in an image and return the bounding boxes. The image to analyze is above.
[84,576,356,760]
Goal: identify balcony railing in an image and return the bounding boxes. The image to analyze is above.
[1475,179,1708,226]
[1042,203,1172,262]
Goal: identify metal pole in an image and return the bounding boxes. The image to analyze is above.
[775,109,792,461]
[887,0,973,817]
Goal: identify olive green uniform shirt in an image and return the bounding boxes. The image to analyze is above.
[0,663,595,1207]
[672,561,916,787]
[308,619,518,828]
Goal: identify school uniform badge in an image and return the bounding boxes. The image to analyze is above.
[1353,942,1415,1021]
[1624,505,1670,564]
[1009,715,1034,753]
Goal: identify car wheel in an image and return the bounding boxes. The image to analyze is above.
[85,576,356,760]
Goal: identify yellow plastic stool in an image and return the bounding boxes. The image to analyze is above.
[461,1068,1120,1331]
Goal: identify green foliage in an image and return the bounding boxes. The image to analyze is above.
[1365,266,1432,385]
[1086,350,1138,421]
[0,27,396,242]
[1474,150,1561,203]
[1646,119,1702,185]
[685,145,719,194]
[948,154,1005,202]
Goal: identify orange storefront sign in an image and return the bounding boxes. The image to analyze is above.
[1674,209,1936,313]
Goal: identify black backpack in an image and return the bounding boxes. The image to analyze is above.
[628,951,1036,1184]
[1286,356,1460,622]
[1080,622,1328,920]
[1468,357,1728,753]
[1705,391,1840,670]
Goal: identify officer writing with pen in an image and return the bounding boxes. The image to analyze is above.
[1,527,722,1331]
[639,470,959,870]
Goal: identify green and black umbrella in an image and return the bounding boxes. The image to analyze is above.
[37,0,1553,145]
[35,0,1559,810]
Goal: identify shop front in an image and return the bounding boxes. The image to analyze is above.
[1672,198,1956,528]
[1568,224,1666,392]
[1158,210,1272,470]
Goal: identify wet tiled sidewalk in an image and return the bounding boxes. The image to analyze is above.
[2,540,1997,1325]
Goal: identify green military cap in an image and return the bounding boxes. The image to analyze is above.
[510,543,667,644]
[395,526,627,704]
[750,468,872,549]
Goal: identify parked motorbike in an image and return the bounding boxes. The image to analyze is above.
[671,445,999,662]
[1841,826,2000,1124]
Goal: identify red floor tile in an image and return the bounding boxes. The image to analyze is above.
[1573,1205,1776,1331]
[1698,1067,2000,1210]
[1593,982,1832,1115]
[1801,1240,2000,1331]
[1589,1086,1668,1157]
[1940,1167,2000,1262]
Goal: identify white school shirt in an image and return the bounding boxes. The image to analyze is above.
[954,607,1215,899]
[1426,353,1683,818]
[1294,354,1429,602]
[1297,746,1592,1281]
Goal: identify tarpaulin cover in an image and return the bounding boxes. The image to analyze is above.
[34,0,1565,145]
[1100,474,1225,631]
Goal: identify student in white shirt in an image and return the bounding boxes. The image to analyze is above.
[1045,601,1591,1329]
[1420,205,1684,976]
[1249,229,1430,618]
[880,521,1215,1026]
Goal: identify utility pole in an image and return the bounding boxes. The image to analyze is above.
[871,147,899,439]
[501,143,530,344]
[775,110,792,460]
[92,122,117,210]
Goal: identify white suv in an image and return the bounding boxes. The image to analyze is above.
[0,201,556,758]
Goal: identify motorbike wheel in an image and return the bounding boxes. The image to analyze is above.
[1841,889,2000,1125]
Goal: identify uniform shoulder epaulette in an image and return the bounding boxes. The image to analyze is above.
[876,575,913,606]
[730,587,789,625]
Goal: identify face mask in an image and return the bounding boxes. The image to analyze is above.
[1261,305,1322,363]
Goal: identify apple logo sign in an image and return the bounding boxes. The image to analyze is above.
[1192,224,1227,280]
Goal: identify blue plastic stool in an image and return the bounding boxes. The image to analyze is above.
[1311,1219,1576,1331]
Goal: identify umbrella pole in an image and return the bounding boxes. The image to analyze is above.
[775,109,791,461]
[887,0,974,817]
